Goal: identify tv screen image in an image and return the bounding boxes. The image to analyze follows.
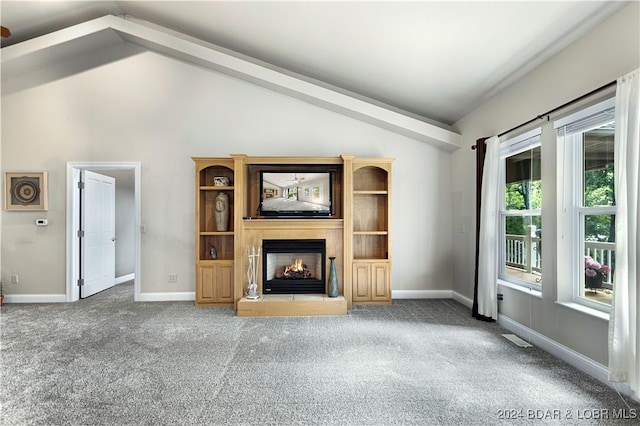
[260,172,332,216]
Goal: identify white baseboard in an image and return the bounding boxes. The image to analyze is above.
[3,294,67,303]
[115,273,135,285]
[498,314,638,402]
[137,292,195,302]
[392,290,452,299]
[452,291,473,308]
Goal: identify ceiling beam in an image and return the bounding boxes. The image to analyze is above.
[1,15,461,151]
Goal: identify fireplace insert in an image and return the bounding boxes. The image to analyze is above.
[262,239,326,294]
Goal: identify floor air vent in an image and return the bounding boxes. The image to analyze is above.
[502,333,533,348]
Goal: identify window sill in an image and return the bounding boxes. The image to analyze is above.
[497,280,542,299]
[555,301,610,321]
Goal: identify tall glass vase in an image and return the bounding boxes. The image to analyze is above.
[328,257,339,297]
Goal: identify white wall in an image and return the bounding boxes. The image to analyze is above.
[451,2,639,365]
[1,42,453,297]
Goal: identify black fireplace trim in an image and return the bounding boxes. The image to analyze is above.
[262,239,327,294]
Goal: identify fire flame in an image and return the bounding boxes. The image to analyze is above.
[284,258,304,275]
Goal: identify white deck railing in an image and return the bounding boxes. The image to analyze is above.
[504,236,614,286]
[505,234,541,273]
[584,241,615,286]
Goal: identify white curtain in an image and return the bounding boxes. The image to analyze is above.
[477,136,501,320]
[608,68,640,398]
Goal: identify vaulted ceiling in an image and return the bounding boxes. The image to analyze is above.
[0,1,628,127]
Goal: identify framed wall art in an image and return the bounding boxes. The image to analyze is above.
[4,171,48,211]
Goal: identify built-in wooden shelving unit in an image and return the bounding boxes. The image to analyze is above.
[349,160,392,304]
[193,154,392,314]
[193,159,235,306]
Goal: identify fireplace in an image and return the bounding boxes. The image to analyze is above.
[262,239,326,294]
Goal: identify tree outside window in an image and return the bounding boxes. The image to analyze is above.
[580,126,615,305]
[499,135,542,290]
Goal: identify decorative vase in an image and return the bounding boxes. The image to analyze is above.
[213,176,230,186]
[214,192,230,231]
[328,256,339,297]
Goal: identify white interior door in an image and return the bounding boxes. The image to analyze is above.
[81,170,116,298]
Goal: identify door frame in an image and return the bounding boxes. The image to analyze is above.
[66,162,141,302]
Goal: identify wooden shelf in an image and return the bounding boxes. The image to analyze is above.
[243,218,344,230]
[199,259,234,265]
[353,190,387,195]
[200,186,234,191]
[353,231,388,235]
[200,231,234,236]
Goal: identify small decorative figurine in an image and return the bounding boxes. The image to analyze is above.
[209,245,217,260]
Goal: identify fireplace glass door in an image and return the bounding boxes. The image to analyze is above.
[262,239,326,294]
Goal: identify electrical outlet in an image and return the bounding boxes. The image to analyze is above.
[11,275,19,284]
[168,273,177,283]
[497,293,504,301]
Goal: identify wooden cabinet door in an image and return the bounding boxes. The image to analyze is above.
[352,262,390,303]
[352,262,371,302]
[215,263,234,303]
[197,263,234,304]
[371,262,390,302]
[197,266,216,304]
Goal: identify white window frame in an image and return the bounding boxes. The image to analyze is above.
[555,97,615,312]
[498,128,543,292]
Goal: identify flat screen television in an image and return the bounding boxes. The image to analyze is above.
[259,171,333,217]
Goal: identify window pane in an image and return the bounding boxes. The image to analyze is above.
[504,146,542,210]
[584,213,615,243]
[503,215,542,285]
[582,214,615,305]
[583,126,615,207]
